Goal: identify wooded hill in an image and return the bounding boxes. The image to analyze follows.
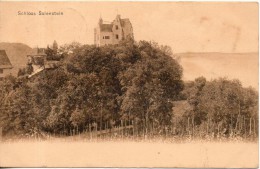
[0,40,258,140]
[0,42,33,76]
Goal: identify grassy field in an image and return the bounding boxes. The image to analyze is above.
[0,140,258,168]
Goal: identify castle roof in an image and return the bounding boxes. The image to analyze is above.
[100,24,113,32]
[0,50,12,69]
[99,16,131,32]
[120,18,131,27]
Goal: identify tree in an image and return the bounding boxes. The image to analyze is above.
[45,41,62,61]
[59,41,82,55]
[186,76,207,130]
[53,40,58,54]
[70,106,86,134]
[0,82,40,137]
[192,78,259,138]
[119,41,184,137]
[3,39,257,140]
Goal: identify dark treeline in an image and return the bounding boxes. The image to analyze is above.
[176,77,258,140]
[0,39,258,140]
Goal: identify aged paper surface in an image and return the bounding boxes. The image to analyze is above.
[0,1,258,168]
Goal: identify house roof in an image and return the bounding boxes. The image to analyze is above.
[100,24,113,32]
[0,50,13,69]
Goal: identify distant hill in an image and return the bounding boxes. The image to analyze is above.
[0,42,32,76]
[175,52,258,89]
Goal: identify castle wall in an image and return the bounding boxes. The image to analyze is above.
[112,17,123,44]
[99,32,114,46]
[122,22,134,39]
[94,27,101,46]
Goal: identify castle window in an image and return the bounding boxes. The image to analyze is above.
[116,25,118,30]
[0,69,3,74]
[116,34,119,39]
[104,36,110,39]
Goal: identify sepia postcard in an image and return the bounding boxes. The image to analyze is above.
[0,1,258,168]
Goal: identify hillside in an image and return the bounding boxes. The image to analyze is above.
[176,52,258,89]
[0,42,32,76]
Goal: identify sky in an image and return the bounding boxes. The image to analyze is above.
[0,2,258,53]
[0,2,258,88]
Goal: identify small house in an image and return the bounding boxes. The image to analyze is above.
[0,50,13,79]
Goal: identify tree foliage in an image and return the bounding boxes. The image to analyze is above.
[0,40,258,140]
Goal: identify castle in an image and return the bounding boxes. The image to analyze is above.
[94,15,134,46]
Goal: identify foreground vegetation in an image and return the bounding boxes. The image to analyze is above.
[0,40,258,140]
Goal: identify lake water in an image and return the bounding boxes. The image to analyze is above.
[178,52,258,89]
